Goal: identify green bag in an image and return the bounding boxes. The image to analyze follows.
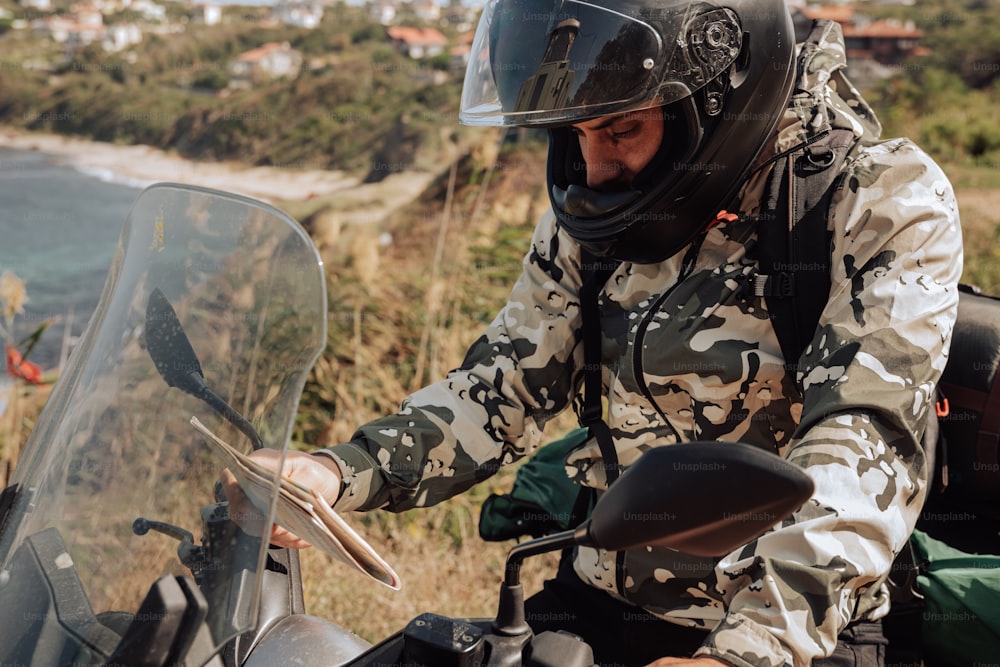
[478,428,589,541]
[910,529,1000,666]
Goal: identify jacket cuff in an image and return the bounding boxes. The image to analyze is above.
[312,443,384,512]
[694,613,790,667]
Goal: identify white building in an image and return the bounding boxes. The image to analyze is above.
[103,22,141,51]
[194,3,221,26]
[20,0,52,11]
[367,0,395,26]
[386,25,448,59]
[274,1,323,29]
[229,41,303,88]
[127,0,166,22]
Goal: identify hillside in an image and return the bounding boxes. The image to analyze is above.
[0,2,475,176]
[288,136,552,446]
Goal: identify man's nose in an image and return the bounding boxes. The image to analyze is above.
[582,143,624,190]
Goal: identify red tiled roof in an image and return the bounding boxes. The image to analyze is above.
[843,19,922,39]
[237,42,291,62]
[386,25,448,46]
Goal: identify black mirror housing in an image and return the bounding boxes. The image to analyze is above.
[585,442,814,557]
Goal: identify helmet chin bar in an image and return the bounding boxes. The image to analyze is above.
[551,184,641,218]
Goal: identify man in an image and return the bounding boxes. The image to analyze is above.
[225,0,963,664]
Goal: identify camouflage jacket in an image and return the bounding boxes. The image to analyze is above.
[320,21,963,667]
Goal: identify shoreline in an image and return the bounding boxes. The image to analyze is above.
[0,127,360,203]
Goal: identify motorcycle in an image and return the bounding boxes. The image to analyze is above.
[0,183,816,667]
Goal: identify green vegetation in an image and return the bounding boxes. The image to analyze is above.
[850,0,1000,291]
[860,0,1000,172]
[0,3,472,174]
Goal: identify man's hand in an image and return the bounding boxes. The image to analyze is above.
[220,449,342,549]
[644,658,732,667]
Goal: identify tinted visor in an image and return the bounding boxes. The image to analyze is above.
[460,0,740,126]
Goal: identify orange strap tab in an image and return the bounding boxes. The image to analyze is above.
[935,397,950,418]
[705,209,739,231]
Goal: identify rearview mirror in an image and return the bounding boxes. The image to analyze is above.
[584,441,814,557]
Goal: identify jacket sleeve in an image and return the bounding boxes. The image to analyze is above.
[695,139,963,666]
[316,211,586,512]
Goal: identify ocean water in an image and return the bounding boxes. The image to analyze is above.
[0,148,142,370]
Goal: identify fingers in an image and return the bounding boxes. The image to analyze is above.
[220,467,272,542]
[219,449,343,550]
[285,451,343,506]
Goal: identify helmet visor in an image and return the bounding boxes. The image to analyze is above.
[460,0,741,127]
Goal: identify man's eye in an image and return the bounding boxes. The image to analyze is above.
[611,127,636,140]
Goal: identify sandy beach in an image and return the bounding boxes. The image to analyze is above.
[0,127,365,203]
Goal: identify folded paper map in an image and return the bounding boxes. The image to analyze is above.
[190,416,400,590]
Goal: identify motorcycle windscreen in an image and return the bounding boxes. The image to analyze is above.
[0,183,327,663]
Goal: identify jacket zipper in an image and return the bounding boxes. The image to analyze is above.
[631,234,707,436]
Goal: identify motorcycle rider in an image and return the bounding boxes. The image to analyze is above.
[225,0,963,665]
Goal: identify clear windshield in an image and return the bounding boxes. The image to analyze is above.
[0,183,327,664]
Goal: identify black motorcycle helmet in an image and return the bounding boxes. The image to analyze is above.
[459,0,797,263]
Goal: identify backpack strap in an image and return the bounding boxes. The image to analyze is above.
[577,250,621,485]
[754,128,859,373]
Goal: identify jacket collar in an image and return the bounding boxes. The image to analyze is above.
[776,19,882,155]
[736,19,882,215]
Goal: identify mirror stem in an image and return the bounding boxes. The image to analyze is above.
[493,522,592,637]
[145,288,265,450]
[503,528,583,587]
[195,385,264,451]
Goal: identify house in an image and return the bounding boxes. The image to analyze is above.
[274,0,323,29]
[443,0,478,32]
[386,25,448,59]
[20,0,52,11]
[843,18,925,64]
[103,22,141,51]
[229,41,303,88]
[410,0,440,23]
[126,0,166,22]
[449,30,474,71]
[367,0,395,26]
[69,1,104,29]
[33,3,104,49]
[792,4,924,63]
[789,3,926,86]
[194,3,221,26]
[64,22,103,49]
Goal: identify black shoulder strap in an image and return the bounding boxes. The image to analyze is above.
[755,128,858,372]
[577,250,621,484]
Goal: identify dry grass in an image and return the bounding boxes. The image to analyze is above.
[954,187,1000,292]
[287,138,566,641]
[0,381,52,486]
[299,483,564,643]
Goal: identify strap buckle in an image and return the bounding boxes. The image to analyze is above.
[753,272,795,298]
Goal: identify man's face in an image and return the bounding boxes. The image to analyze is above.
[570,106,665,191]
